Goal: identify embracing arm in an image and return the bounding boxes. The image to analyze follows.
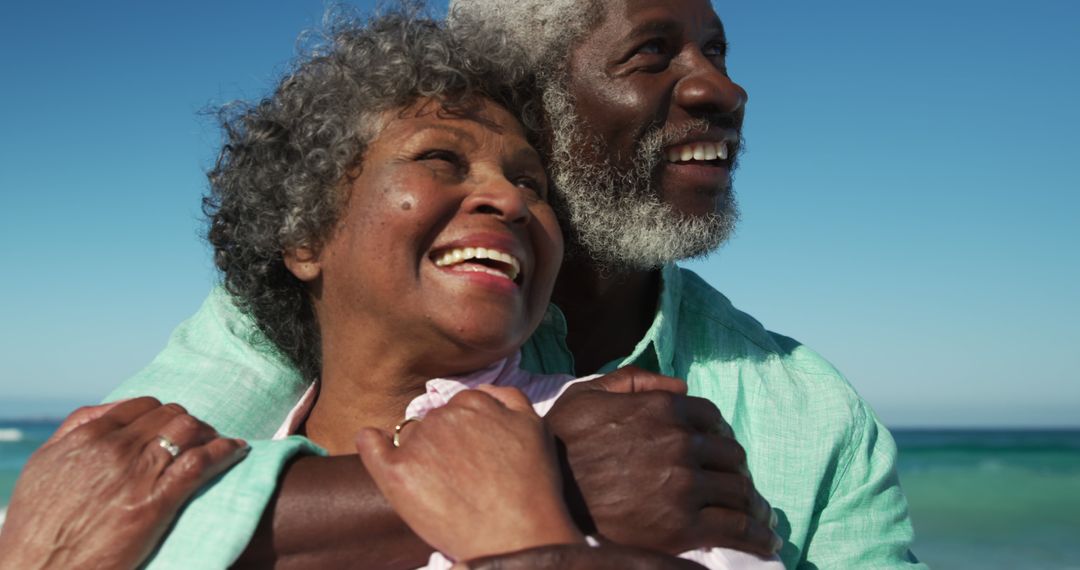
[108,292,775,566]
[104,288,310,440]
[799,400,924,569]
[235,454,431,569]
[238,368,779,568]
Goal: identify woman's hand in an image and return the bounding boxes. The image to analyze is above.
[355,385,584,562]
[0,397,249,570]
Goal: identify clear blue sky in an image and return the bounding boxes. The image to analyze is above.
[1,1,1077,426]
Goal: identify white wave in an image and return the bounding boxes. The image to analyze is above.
[0,429,23,443]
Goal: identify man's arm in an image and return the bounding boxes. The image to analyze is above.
[114,290,774,566]
[800,401,925,568]
[105,287,309,439]
[238,369,778,568]
[235,455,432,569]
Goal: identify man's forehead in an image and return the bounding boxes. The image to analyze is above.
[607,0,724,35]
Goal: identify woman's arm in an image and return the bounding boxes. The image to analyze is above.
[0,398,248,570]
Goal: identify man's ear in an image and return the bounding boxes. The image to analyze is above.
[284,247,321,282]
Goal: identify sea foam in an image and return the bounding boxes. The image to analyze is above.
[0,429,23,443]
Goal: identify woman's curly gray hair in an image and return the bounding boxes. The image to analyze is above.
[204,8,534,380]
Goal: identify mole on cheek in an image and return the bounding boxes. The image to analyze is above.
[400,200,413,211]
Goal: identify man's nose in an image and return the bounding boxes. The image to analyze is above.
[673,53,748,118]
[462,176,531,225]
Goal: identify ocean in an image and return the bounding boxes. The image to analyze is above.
[893,429,1080,569]
[2,422,1078,568]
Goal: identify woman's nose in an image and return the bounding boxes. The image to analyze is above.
[463,177,532,225]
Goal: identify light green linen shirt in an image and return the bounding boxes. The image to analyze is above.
[108,264,923,569]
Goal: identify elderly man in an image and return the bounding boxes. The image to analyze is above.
[109,1,922,568]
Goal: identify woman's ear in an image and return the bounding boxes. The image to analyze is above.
[284,247,321,282]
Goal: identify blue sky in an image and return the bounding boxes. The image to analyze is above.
[1,1,1077,426]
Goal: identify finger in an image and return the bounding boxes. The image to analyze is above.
[580,366,688,395]
[473,385,535,414]
[699,471,772,526]
[692,433,748,474]
[355,427,397,476]
[57,398,170,448]
[136,409,219,469]
[696,507,782,557]
[44,400,131,447]
[679,396,727,435]
[97,396,165,427]
[123,403,190,445]
[155,438,250,507]
[153,411,219,456]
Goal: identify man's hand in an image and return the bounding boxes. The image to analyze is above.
[545,367,779,557]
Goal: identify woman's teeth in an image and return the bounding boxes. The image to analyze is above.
[433,247,521,281]
[666,141,729,163]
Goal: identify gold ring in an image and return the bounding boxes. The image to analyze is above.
[392,417,422,448]
[157,435,181,458]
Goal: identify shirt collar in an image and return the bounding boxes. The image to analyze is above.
[404,354,520,419]
[596,263,682,376]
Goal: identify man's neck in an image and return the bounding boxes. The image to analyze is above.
[552,257,661,375]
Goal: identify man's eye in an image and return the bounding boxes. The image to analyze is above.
[635,38,667,56]
[703,40,727,59]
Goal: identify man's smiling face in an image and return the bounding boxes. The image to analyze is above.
[543,0,748,270]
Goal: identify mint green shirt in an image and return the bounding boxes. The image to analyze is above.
[108,264,923,569]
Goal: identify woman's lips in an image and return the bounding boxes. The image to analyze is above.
[432,246,522,283]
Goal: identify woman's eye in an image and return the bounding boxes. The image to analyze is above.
[515,176,547,199]
[417,149,461,165]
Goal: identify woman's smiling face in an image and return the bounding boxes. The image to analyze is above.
[291,97,563,376]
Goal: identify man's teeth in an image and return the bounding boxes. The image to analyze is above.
[666,141,729,163]
[433,247,521,281]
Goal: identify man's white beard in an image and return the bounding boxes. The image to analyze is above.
[543,83,740,273]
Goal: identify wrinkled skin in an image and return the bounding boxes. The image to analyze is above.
[547,367,780,557]
[0,397,248,570]
[356,385,583,562]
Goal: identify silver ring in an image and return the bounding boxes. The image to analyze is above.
[392,417,422,448]
[157,435,181,458]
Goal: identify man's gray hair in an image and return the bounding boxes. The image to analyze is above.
[449,0,603,76]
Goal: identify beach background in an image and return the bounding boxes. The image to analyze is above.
[2,0,1078,567]
[2,418,1078,568]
